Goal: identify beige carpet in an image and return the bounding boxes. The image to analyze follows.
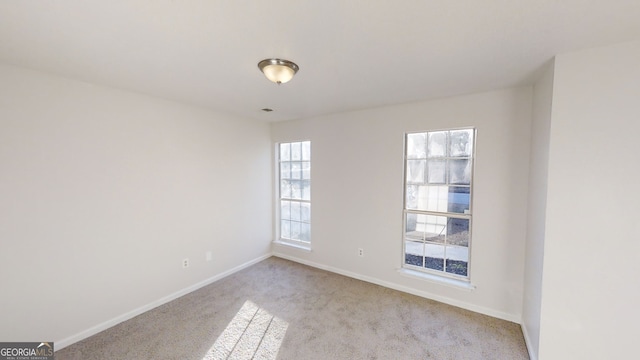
[55,257,529,359]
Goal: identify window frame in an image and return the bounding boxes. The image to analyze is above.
[275,140,311,249]
[401,128,476,282]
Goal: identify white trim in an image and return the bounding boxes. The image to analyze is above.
[520,322,538,360]
[397,268,475,291]
[55,253,272,350]
[272,252,520,323]
[273,240,312,252]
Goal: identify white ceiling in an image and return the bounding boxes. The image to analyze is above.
[1,1,639,122]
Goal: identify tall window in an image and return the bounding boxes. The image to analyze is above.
[279,141,311,245]
[403,129,474,279]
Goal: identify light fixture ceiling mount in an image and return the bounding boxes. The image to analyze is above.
[258,58,299,84]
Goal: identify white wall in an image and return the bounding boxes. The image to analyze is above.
[522,60,554,359]
[539,41,640,359]
[0,64,272,346]
[271,87,532,321]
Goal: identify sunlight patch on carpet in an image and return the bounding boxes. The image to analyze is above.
[203,300,288,360]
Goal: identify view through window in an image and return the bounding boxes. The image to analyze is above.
[403,129,474,279]
[279,141,311,245]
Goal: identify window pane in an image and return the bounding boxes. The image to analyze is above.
[425,255,444,272]
[290,180,302,200]
[406,160,425,184]
[446,218,470,276]
[280,143,290,161]
[301,180,310,201]
[280,180,291,199]
[425,242,445,265]
[407,133,426,159]
[445,256,468,277]
[415,213,429,236]
[405,213,422,240]
[407,185,448,212]
[280,162,291,180]
[280,200,291,220]
[291,142,302,161]
[448,218,469,247]
[300,223,310,242]
[450,129,473,157]
[407,186,472,213]
[302,161,311,180]
[281,220,291,239]
[427,160,446,184]
[290,201,301,221]
[427,131,447,157]
[448,186,470,213]
[301,141,311,161]
[428,186,449,212]
[290,221,301,240]
[422,215,446,244]
[406,185,418,210]
[445,231,469,277]
[425,185,448,212]
[406,212,417,230]
[301,202,311,222]
[405,241,425,267]
[291,162,302,180]
[449,159,471,185]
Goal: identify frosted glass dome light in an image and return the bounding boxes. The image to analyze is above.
[258,59,299,84]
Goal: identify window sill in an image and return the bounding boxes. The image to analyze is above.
[398,268,476,291]
[273,240,312,252]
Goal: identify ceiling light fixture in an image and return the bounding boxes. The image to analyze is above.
[258,58,299,84]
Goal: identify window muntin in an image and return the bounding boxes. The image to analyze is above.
[403,129,474,279]
[279,141,311,244]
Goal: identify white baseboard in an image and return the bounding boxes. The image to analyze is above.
[56,253,271,350]
[272,252,520,323]
[521,322,538,360]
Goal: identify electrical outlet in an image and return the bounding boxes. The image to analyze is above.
[206,251,212,261]
[358,248,364,257]
[182,258,189,268]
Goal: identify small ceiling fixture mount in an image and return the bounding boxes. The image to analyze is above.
[258,58,299,84]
